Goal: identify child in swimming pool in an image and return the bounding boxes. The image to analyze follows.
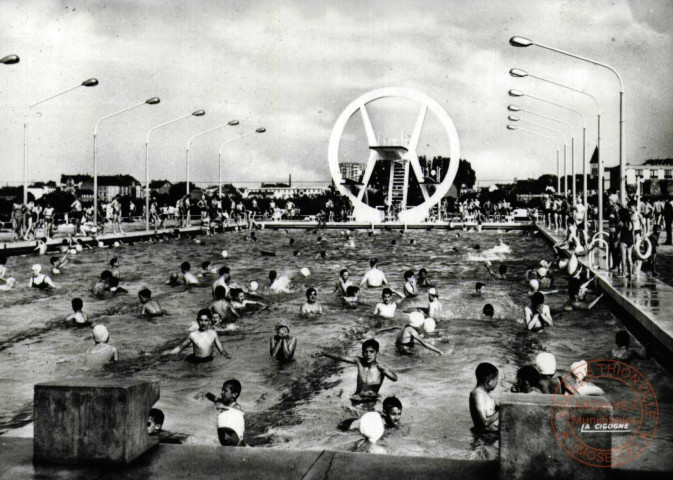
[510,365,542,394]
[206,379,243,412]
[426,288,442,318]
[342,285,360,310]
[316,339,398,401]
[230,288,266,312]
[524,292,553,332]
[50,253,70,275]
[417,268,432,287]
[334,268,353,296]
[340,396,404,431]
[395,312,443,356]
[611,330,647,361]
[475,282,485,297]
[270,319,297,362]
[469,362,499,432]
[300,287,324,316]
[482,304,495,318]
[108,277,128,296]
[210,286,240,322]
[83,325,118,369]
[563,360,605,396]
[166,309,231,361]
[484,261,507,280]
[180,262,201,286]
[402,270,417,297]
[373,288,404,318]
[138,288,168,318]
[65,297,90,326]
[110,257,120,278]
[352,412,387,455]
[536,352,561,394]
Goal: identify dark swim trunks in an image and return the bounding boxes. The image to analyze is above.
[185,354,214,364]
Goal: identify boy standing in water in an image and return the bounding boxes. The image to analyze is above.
[300,288,324,316]
[65,297,90,326]
[180,262,201,286]
[334,268,353,296]
[316,339,398,401]
[83,325,119,369]
[373,288,404,318]
[469,362,499,432]
[166,309,231,362]
[138,288,168,318]
[359,258,388,288]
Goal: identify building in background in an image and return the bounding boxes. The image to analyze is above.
[608,159,673,196]
[339,163,364,183]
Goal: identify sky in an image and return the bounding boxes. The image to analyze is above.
[1,0,672,187]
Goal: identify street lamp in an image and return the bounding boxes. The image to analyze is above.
[93,97,160,226]
[217,127,266,196]
[1,54,20,65]
[185,120,239,196]
[23,78,98,203]
[509,36,625,205]
[509,89,585,204]
[509,67,603,233]
[507,116,567,196]
[144,109,206,230]
[507,124,562,195]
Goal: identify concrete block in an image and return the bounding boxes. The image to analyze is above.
[499,392,611,480]
[34,378,160,466]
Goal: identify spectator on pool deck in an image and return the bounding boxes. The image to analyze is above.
[165,309,231,362]
[484,261,507,280]
[270,319,297,362]
[510,365,542,394]
[29,264,55,290]
[359,258,388,288]
[469,362,500,432]
[373,287,404,318]
[334,268,353,296]
[300,287,324,316]
[524,292,552,332]
[644,224,661,277]
[65,297,90,326]
[316,339,398,400]
[535,352,561,394]
[83,325,118,369]
[181,261,200,286]
[139,288,168,318]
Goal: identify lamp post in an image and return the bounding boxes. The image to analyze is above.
[144,110,206,230]
[507,124,562,195]
[217,127,266,196]
[507,115,567,196]
[509,89,585,206]
[23,78,98,204]
[1,54,20,65]
[510,68,602,233]
[185,120,239,196]
[93,97,160,227]
[509,37,624,206]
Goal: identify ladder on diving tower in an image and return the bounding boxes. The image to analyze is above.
[388,160,409,209]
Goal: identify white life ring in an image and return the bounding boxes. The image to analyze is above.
[634,236,652,261]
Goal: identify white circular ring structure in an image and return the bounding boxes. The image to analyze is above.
[328,87,460,223]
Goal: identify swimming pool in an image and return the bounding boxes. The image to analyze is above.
[0,229,671,468]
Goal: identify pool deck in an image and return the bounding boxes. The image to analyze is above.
[536,223,673,368]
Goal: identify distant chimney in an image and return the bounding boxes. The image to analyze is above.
[289,174,292,187]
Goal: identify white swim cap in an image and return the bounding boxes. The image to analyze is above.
[528,279,540,290]
[423,318,436,333]
[249,281,259,292]
[97,241,104,248]
[428,287,438,297]
[539,260,550,268]
[536,352,557,375]
[537,267,548,277]
[359,412,384,442]
[217,408,245,440]
[113,241,120,248]
[570,360,588,381]
[408,311,425,329]
[300,267,310,277]
[221,250,228,258]
[92,324,109,343]
[75,244,83,252]
[32,264,42,273]
[69,249,77,255]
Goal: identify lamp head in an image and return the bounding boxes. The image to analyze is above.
[510,37,534,47]
[192,110,206,116]
[508,115,520,122]
[82,78,99,87]
[1,54,20,65]
[509,89,524,97]
[507,105,521,112]
[146,97,161,105]
[228,120,240,126]
[506,125,518,130]
[509,68,528,78]
[255,127,266,133]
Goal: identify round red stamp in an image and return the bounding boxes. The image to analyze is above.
[550,359,658,468]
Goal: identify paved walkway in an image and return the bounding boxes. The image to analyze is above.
[536,224,673,364]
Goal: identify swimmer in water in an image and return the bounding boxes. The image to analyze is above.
[425,288,442,318]
[110,257,120,278]
[50,253,70,275]
[165,309,231,362]
[83,325,119,369]
[166,273,181,287]
[417,268,432,287]
[334,268,353,296]
[0,256,8,281]
[469,362,499,432]
[65,297,90,326]
[482,304,495,318]
[352,412,386,455]
[268,270,293,294]
[536,352,561,394]
[230,288,266,312]
[395,312,443,355]
[484,261,507,280]
[212,266,231,298]
[402,270,417,298]
[108,277,128,296]
[206,379,243,412]
[524,292,553,332]
[475,282,485,297]
[300,288,324,316]
[342,285,360,310]
[341,396,404,431]
[34,237,48,255]
[316,339,398,399]
[373,287,404,318]
[210,286,240,322]
[29,264,55,290]
[359,258,388,288]
[510,365,542,394]
[270,319,297,362]
[180,262,201,286]
[93,270,112,297]
[611,330,647,361]
[563,360,605,396]
[138,288,168,318]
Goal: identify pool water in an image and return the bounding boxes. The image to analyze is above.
[0,229,671,468]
